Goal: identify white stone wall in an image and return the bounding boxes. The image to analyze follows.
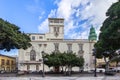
[45,33,64,40]
[18,40,95,71]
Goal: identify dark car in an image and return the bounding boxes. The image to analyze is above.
[105,69,116,76]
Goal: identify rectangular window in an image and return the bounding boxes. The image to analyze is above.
[39,36,43,39]
[54,43,59,52]
[78,44,83,51]
[57,27,59,32]
[54,27,59,32]
[54,27,57,32]
[59,20,63,23]
[11,60,14,65]
[6,60,10,65]
[1,59,5,65]
[36,65,39,70]
[54,20,59,23]
[32,36,35,40]
[67,44,72,53]
[27,65,30,70]
[50,20,54,23]
[78,44,84,57]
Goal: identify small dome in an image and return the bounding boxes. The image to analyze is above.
[88,25,97,41]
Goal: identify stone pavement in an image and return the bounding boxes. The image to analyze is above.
[0,77,120,80]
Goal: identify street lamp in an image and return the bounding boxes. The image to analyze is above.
[92,48,97,77]
[41,51,45,77]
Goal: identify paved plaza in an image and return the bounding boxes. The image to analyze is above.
[0,77,120,80]
[0,73,120,80]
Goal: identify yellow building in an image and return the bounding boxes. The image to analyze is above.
[0,54,16,72]
[97,58,116,68]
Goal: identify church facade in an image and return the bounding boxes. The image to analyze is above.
[18,18,96,72]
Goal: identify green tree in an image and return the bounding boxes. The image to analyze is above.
[0,18,31,51]
[44,52,84,76]
[95,1,120,70]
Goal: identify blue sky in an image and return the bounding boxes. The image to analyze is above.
[0,0,117,55]
[0,0,56,33]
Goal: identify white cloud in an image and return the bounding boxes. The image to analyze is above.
[79,0,117,38]
[38,0,118,39]
[38,19,48,33]
[38,11,45,20]
[48,9,57,18]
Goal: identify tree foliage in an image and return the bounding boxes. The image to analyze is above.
[44,52,84,74]
[94,1,120,70]
[0,18,31,51]
[44,52,84,68]
[44,52,62,67]
[95,1,120,58]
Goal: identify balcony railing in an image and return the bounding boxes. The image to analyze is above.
[19,60,42,64]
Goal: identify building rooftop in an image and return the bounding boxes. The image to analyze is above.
[0,54,16,59]
[48,18,64,20]
[27,33,45,35]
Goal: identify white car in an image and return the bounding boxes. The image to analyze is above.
[96,68,105,73]
[90,68,105,73]
[0,70,5,73]
[110,67,120,72]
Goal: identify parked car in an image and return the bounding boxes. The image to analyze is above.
[88,68,105,73]
[105,69,116,75]
[116,67,120,72]
[96,68,105,73]
[108,67,120,73]
[0,70,5,73]
[114,66,120,72]
[17,71,25,75]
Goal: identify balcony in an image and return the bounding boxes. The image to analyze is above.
[49,23,64,26]
[19,60,42,64]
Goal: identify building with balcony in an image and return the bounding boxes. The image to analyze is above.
[0,54,16,72]
[18,18,97,72]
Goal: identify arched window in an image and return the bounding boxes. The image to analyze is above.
[30,50,36,61]
[54,43,59,52]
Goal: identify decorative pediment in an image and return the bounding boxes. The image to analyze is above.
[78,50,84,57]
[78,50,84,54]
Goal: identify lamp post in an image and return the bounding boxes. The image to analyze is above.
[41,51,45,77]
[93,48,97,77]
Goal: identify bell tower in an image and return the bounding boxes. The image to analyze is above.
[47,18,64,40]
